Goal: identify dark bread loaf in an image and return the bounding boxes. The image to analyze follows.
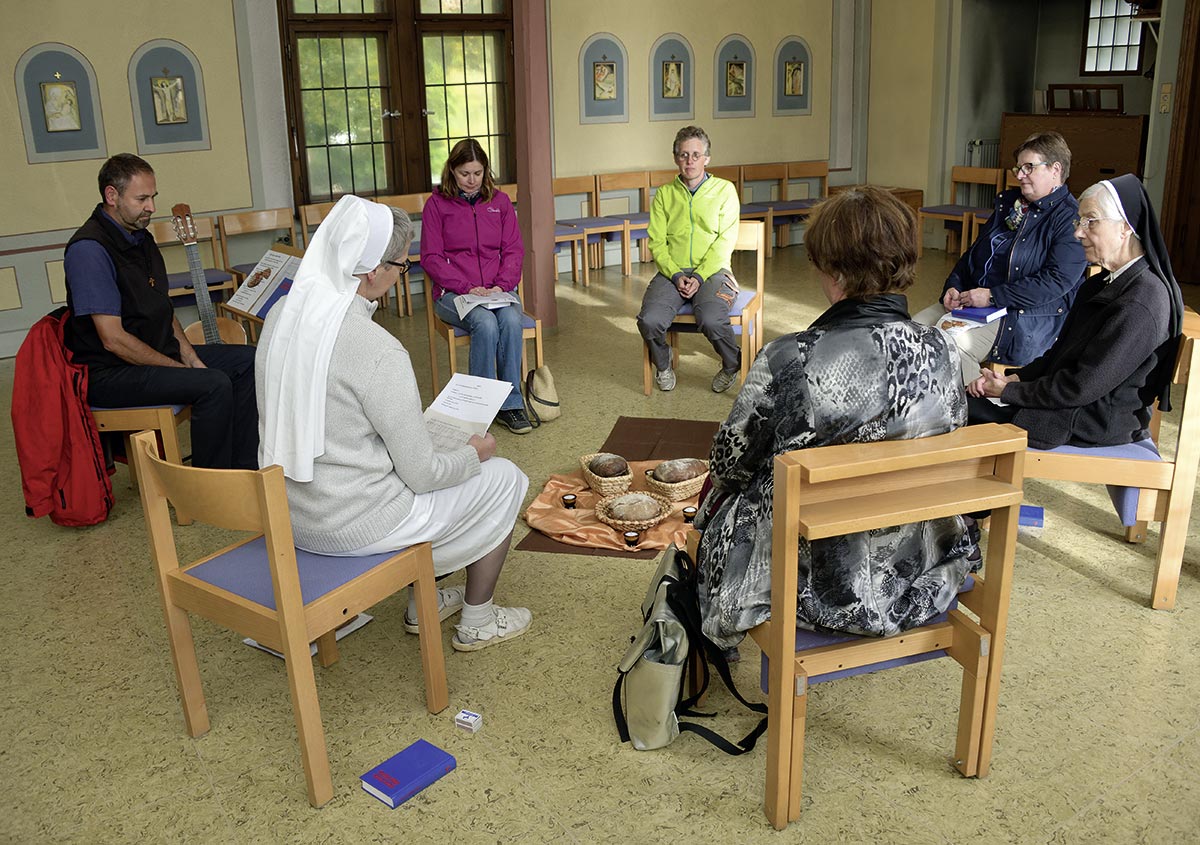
[588,453,630,478]
[607,493,662,521]
[651,458,707,483]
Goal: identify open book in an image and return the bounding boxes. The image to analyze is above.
[423,373,512,451]
[453,291,520,320]
[226,245,304,318]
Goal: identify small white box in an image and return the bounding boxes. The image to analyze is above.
[454,709,482,733]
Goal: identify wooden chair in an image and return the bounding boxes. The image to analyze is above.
[752,423,1026,828]
[216,209,298,286]
[553,175,626,276]
[375,193,431,317]
[129,430,449,808]
[91,404,192,524]
[425,277,544,395]
[1024,313,1200,610]
[147,216,235,305]
[299,200,338,247]
[641,220,766,395]
[597,171,652,272]
[738,163,786,259]
[918,167,1004,257]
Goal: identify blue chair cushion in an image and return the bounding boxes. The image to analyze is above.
[186,536,401,609]
[1032,439,1160,526]
[232,262,257,277]
[760,576,975,691]
[671,289,757,320]
[168,268,234,306]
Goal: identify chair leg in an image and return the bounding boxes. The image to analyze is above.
[533,328,544,369]
[787,689,807,822]
[447,337,459,382]
[428,322,441,395]
[948,611,989,778]
[282,642,334,807]
[581,243,590,287]
[1151,504,1188,611]
[1124,521,1148,543]
[315,631,339,668]
[157,411,192,526]
[669,332,679,369]
[402,275,413,317]
[621,228,632,276]
[163,602,210,738]
[569,242,579,283]
[765,664,803,830]
[642,341,653,396]
[411,548,450,714]
[917,213,925,258]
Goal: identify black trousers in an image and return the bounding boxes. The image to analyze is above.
[966,395,1018,426]
[88,344,258,469]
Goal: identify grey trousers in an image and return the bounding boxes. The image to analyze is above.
[636,271,741,373]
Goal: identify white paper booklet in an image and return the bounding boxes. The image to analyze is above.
[453,291,520,320]
[423,373,512,450]
[226,246,304,318]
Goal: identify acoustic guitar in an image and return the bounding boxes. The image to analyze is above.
[170,203,248,346]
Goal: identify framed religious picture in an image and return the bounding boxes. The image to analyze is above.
[725,61,746,98]
[40,81,82,132]
[593,61,616,101]
[785,61,804,97]
[151,76,188,125]
[662,60,683,99]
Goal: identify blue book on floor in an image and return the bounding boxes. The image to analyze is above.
[951,305,1007,324]
[1019,505,1045,527]
[361,740,456,808]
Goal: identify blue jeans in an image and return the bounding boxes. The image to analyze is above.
[434,292,525,410]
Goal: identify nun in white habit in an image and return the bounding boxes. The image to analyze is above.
[256,194,532,652]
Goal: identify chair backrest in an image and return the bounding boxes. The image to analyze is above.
[552,175,599,216]
[649,168,679,189]
[949,166,1005,205]
[496,183,519,204]
[376,192,429,216]
[148,215,222,272]
[299,200,339,247]
[706,164,742,196]
[597,171,650,214]
[217,208,298,269]
[734,220,766,298]
[741,162,787,201]
[1005,170,1020,189]
[786,160,830,200]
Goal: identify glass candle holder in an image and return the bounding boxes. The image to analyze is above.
[682,506,698,524]
[561,493,577,509]
[623,530,640,547]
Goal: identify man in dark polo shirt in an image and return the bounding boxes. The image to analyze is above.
[64,153,258,469]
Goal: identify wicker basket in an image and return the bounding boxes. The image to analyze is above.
[595,492,674,532]
[644,461,710,502]
[579,453,633,496]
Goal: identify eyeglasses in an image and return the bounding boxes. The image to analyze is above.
[675,151,708,162]
[1011,161,1051,178]
[1073,216,1120,231]
[386,259,411,275]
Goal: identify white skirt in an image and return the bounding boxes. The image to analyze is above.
[337,457,529,575]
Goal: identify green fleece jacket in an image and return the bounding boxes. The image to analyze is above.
[647,174,741,281]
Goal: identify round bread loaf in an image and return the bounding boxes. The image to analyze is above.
[607,492,661,522]
[651,458,708,484]
[588,453,630,478]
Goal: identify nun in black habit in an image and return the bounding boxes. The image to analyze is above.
[965,173,1185,449]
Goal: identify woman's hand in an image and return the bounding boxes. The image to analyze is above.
[966,369,1017,398]
[942,288,962,311]
[468,432,497,462]
[487,285,504,295]
[468,286,491,296]
[962,287,994,308]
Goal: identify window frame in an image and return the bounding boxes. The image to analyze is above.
[1078,0,1148,77]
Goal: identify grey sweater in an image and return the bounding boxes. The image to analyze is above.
[257,296,480,552]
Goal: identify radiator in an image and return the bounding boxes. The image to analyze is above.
[965,138,1001,207]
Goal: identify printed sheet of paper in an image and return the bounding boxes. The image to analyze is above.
[226,247,303,318]
[423,373,512,450]
[453,291,520,320]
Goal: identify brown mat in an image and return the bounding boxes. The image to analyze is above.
[517,416,719,559]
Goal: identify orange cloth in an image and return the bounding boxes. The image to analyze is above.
[523,460,699,552]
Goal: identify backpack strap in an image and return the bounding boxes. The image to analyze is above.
[523,369,542,428]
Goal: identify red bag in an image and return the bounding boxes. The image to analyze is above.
[12,308,113,526]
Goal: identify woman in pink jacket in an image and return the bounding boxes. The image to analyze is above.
[424,139,531,434]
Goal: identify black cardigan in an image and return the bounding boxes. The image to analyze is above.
[1001,257,1172,449]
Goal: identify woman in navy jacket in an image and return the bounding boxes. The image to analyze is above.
[423,139,531,434]
[915,132,1087,383]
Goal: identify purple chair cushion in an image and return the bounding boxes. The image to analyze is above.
[919,204,990,218]
[760,576,975,692]
[186,535,400,609]
[672,289,757,322]
[1032,439,1160,526]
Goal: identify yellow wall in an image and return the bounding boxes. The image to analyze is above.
[866,0,939,198]
[0,1,251,238]
[549,0,833,178]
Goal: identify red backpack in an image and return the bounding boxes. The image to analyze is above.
[12,308,114,527]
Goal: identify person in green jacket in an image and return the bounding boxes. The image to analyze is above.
[637,125,743,393]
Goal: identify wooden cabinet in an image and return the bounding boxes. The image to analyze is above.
[1000,112,1147,196]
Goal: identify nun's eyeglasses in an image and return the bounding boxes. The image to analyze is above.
[386,259,412,275]
[1073,217,1120,231]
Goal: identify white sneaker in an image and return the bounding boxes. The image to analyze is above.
[403,586,466,634]
[452,606,533,652]
[655,367,676,392]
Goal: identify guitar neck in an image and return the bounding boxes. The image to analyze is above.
[184,242,222,345]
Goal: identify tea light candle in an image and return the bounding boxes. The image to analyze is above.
[561,493,577,509]
[623,530,640,547]
[682,506,698,524]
